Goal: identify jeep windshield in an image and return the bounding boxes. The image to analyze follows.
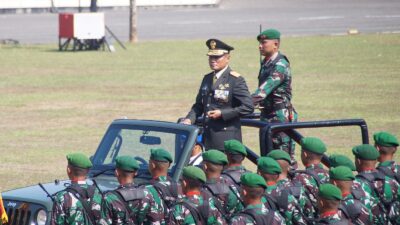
[90,121,193,179]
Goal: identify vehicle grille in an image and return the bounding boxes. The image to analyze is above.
[3,200,46,225]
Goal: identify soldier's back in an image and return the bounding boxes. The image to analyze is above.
[230,203,284,225]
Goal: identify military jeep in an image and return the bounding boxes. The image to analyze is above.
[1,116,369,225]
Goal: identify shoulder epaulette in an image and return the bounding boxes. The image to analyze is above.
[230,71,241,77]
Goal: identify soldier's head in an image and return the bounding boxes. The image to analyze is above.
[66,153,92,181]
[148,148,173,177]
[114,156,139,185]
[328,154,356,172]
[352,144,379,172]
[181,166,206,193]
[257,29,280,58]
[201,150,228,179]
[192,135,204,158]
[224,139,247,166]
[206,39,233,72]
[300,137,326,166]
[317,184,342,213]
[329,166,355,192]
[373,131,398,162]
[240,173,267,205]
[257,157,281,183]
[267,150,291,176]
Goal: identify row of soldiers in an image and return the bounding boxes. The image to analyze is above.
[51,131,400,225]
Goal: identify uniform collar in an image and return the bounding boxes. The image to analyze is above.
[186,191,201,197]
[305,163,323,169]
[214,65,229,79]
[321,210,338,218]
[71,180,86,185]
[263,52,279,64]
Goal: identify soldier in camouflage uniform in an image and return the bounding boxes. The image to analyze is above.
[100,156,163,225]
[201,150,243,217]
[293,137,329,215]
[251,28,298,167]
[314,184,350,225]
[230,173,284,225]
[267,150,315,221]
[257,156,307,225]
[221,140,250,189]
[51,153,103,225]
[374,132,400,182]
[169,166,226,225]
[146,148,180,223]
[329,166,372,224]
[352,144,400,225]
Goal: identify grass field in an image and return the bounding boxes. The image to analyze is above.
[0,34,399,191]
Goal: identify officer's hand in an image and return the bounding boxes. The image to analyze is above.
[207,110,222,119]
[181,118,192,125]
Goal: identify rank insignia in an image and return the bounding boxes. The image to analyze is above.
[210,40,216,50]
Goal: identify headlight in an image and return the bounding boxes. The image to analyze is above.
[35,209,47,225]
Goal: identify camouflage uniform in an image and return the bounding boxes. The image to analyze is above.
[51,182,103,225]
[277,178,315,222]
[338,193,372,225]
[293,163,329,212]
[169,192,226,225]
[230,203,285,225]
[314,212,349,225]
[202,177,243,216]
[261,181,307,225]
[377,160,400,183]
[252,52,297,163]
[355,169,400,224]
[221,166,249,188]
[100,183,163,225]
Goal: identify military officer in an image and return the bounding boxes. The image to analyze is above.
[230,173,284,225]
[221,140,250,189]
[169,166,226,225]
[51,153,103,225]
[251,29,297,166]
[293,137,329,215]
[314,184,350,224]
[182,39,254,151]
[374,131,400,182]
[257,157,307,225]
[329,166,372,224]
[352,144,400,224]
[201,150,243,216]
[101,156,162,225]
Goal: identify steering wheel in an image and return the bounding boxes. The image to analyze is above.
[134,156,148,166]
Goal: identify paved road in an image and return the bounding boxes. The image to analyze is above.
[0,0,400,44]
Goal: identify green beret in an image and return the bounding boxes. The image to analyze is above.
[267,150,291,163]
[240,172,267,189]
[329,154,356,171]
[257,29,281,41]
[374,132,399,147]
[301,137,327,154]
[115,156,139,172]
[319,184,342,201]
[352,144,379,160]
[257,157,282,175]
[150,148,173,163]
[329,166,355,181]
[224,139,247,156]
[67,152,92,169]
[182,166,206,183]
[202,149,228,165]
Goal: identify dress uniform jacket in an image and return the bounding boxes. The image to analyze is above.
[186,66,253,151]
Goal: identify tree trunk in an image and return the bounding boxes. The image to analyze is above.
[129,0,137,43]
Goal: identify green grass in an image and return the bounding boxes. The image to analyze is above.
[0,34,399,190]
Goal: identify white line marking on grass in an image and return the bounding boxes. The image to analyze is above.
[365,15,400,18]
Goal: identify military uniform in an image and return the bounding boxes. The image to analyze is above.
[221,140,250,189]
[185,39,254,151]
[315,184,350,225]
[51,153,103,225]
[252,29,297,163]
[168,166,226,225]
[374,132,400,182]
[353,144,400,224]
[230,173,285,225]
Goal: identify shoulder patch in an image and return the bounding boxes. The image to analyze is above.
[230,71,241,77]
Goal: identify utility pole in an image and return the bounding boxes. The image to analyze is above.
[129,0,138,43]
